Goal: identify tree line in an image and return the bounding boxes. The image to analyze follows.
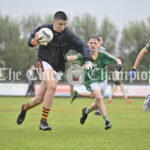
[0,11,150,83]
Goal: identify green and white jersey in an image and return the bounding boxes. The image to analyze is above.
[146,43,150,52]
[76,49,116,91]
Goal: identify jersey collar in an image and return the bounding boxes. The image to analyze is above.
[92,49,99,60]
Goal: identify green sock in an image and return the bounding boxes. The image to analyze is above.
[85,108,90,114]
[103,116,109,122]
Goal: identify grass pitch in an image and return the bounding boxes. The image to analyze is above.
[0,97,150,150]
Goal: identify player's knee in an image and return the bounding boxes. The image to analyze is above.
[47,84,57,91]
[95,96,103,102]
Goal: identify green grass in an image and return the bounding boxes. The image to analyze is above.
[0,97,150,150]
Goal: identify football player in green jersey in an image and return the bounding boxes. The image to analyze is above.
[128,44,150,112]
[70,34,105,116]
[67,35,122,130]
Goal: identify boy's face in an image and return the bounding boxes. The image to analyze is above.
[88,38,100,52]
[52,19,67,33]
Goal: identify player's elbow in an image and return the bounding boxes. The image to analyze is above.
[67,56,77,61]
[27,40,33,47]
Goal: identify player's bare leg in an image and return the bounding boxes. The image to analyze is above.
[80,102,97,124]
[39,70,57,131]
[71,91,101,115]
[93,90,111,130]
[79,92,94,98]
[70,91,94,103]
[16,81,47,125]
[80,90,111,130]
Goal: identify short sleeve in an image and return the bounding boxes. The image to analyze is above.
[75,53,84,65]
[76,53,83,60]
[146,43,150,52]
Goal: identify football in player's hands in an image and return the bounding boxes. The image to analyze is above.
[37,28,53,44]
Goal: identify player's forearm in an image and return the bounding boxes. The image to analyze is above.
[133,48,147,70]
[67,56,78,61]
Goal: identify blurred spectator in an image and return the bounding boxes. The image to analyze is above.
[26,65,37,96]
[108,70,129,103]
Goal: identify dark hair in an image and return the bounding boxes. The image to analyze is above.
[88,35,100,42]
[93,34,103,39]
[54,11,67,21]
[97,34,102,38]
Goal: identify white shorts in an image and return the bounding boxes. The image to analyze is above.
[90,80,107,96]
[37,61,63,83]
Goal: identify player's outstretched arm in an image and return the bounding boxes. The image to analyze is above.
[128,47,148,80]
[132,47,148,70]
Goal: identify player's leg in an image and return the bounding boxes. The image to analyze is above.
[78,92,101,116]
[93,90,106,116]
[93,89,111,130]
[80,102,97,124]
[143,94,150,112]
[77,92,102,116]
[39,69,57,131]
[70,91,94,103]
[94,109,101,116]
[35,61,60,130]
[17,81,47,125]
[70,90,78,103]
[71,90,101,115]
[93,81,111,129]
[79,92,94,98]
[80,80,111,129]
